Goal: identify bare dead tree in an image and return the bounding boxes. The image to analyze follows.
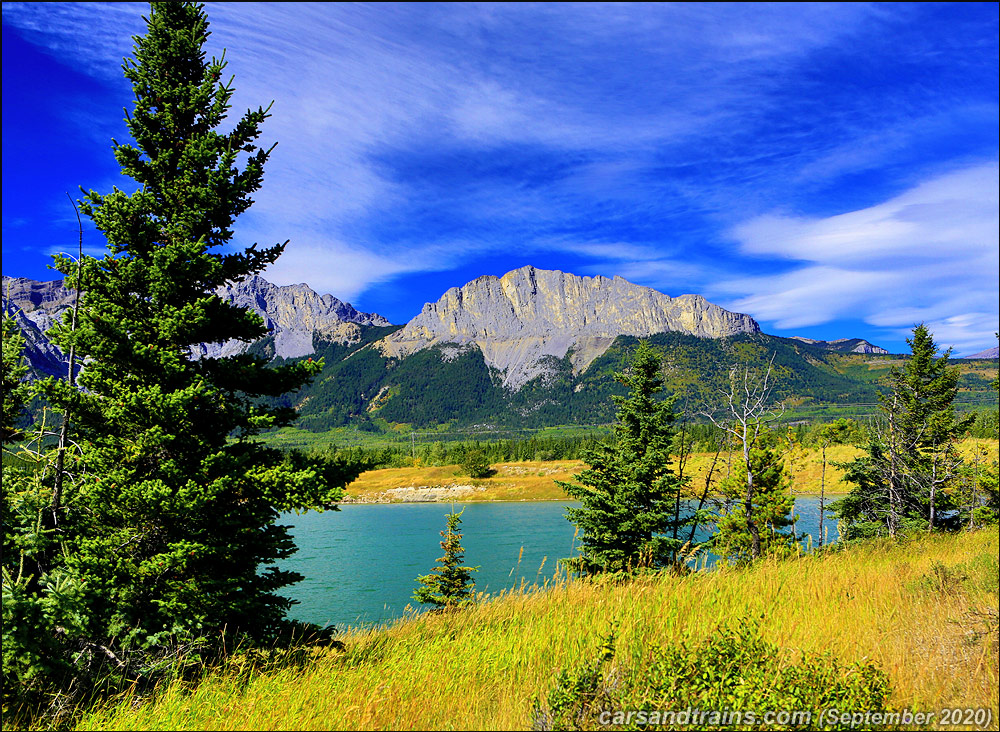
[700,353,784,561]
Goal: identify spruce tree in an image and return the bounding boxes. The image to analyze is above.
[834,324,971,537]
[6,1,360,693]
[559,340,689,574]
[1,305,29,444]
[413,510,479,610]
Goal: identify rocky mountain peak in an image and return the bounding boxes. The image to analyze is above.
[789,336,889,355]
[380,266,760,389]
[224,275,390,331]
[3,274,390,369]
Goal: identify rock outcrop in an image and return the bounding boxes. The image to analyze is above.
[789,336,889,355]
[2,274,390,371]
[379,266,760,389]
[191,275,391,359]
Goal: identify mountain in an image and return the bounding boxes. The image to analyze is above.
[278,268,915,431]
[188,275,391,360]
[2,274,391,378]
[2,276,78,378]
[379,266,760,389]
[788,336,888,355]
[8,267,992,431]
[963,346,999,359]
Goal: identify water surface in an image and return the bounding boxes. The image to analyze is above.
[279,497,839,629]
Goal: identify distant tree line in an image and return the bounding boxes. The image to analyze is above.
[327,406,998,474]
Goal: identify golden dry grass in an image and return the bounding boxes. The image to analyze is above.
[343,439,999,503]
[76,528,999,731]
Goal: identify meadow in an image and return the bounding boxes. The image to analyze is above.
[73,528,999,731]
[342,439,1000,504]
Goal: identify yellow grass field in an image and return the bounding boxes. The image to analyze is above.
[344,439,999,504]
[75,528,999,731]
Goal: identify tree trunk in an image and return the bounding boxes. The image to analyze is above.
[819,443,827,548]
[928,448,937,532]
[887,402,900,538]
[744,436,760,560]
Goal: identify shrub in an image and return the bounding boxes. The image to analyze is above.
[533,619,895,731]
[462,449,493,479]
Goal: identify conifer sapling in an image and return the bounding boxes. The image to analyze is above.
[413,510,479,610]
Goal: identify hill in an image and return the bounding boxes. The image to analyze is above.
[280,331,929,431]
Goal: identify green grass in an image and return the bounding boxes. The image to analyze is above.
[255,423,614,452]
[68,528,998,731]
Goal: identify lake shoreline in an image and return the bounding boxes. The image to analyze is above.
[340,489,852,505]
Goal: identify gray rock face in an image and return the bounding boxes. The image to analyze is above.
[192,275,391,359]
[789,336,889,355]
[223,275,390,331]
[847,341,889,355]
[2,276,76,379]
[379,266,761,389]
[3,274,390,369]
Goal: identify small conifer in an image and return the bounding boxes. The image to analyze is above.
[413,510,479,610]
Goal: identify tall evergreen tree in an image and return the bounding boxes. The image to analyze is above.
[4,2,361,699]
[834,324,971,538]
[1,305,29,444]
[559,340,689,574]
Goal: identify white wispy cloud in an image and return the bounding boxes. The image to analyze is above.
[2,2,900,289]
[716,163,1000,353]
[3,1,996,346]
[261,234,496,305]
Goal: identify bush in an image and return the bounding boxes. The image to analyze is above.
[533,619,894,731]
[462,449,493,479]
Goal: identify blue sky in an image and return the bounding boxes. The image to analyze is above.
[2,2,997,355]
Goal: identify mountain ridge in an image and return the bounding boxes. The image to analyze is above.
[378,265,761,389]
[6,269,995,432]
[2,274,390,376]
[788,336,889,355]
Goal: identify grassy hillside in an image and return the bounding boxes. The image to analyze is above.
[74,528,999,731]
[267,331,997,433]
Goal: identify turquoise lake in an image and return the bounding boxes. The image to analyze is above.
[278,497,840,630]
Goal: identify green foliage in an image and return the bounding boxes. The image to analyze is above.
[413,510,479,610]
[533,619,895,731]
[834,325,972,538]
[807,418,865,448]
[559,341,691,575]
[908,553,998,596]
[532,626,617,731]
[713,429,798,562]
[2,1,363,709]
[1,306,30,444]
[264,330,932,433]
[967,408,999,440]
[461,449,493,479]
